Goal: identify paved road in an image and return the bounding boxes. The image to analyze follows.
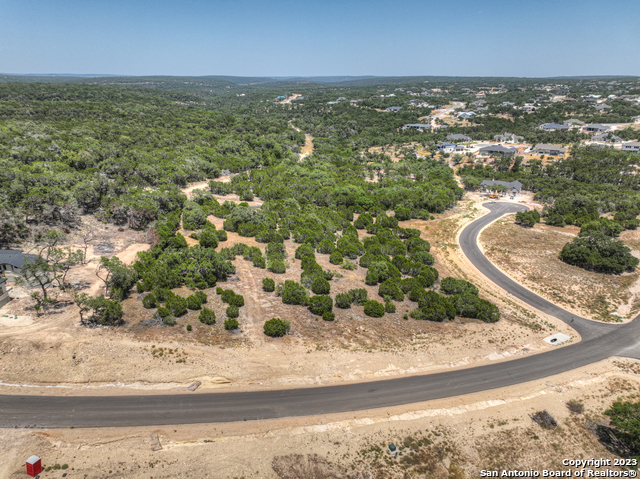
[2,203,639,428]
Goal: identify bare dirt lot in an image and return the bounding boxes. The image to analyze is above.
[480,216,640,321]
[3,357,639,478]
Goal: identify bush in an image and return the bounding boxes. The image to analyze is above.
[309,295,333,316]
[224,318,239,330]
[264,318,288,337]
[311,276,331,295]
[515,210,541,228]
[378,279,404,302]
[220,289,235,303]
[384,298,396,313]
[268,259,286,274]
[329,250,344,265]
[262,277,275,292]
[166,294,188,317]
[186,294,202,310]
[252,256,266,268]
[341,259,357,270]
[316,239,336,254]
[157,306,171,319]
[153,287,172,302]
[216,287,223,295]
[142,293,158,309]
[335,292,352,309]
[228,293,245,307]
[186,324,192,331]
[226,305,240,318]
[199,308,216,325]
[566,400,584,414]
[282,280,308,306]
[364,300,385,318]
[198,229,219,248]
[354,213,373,229]
[322,312,335,321]
[349,288,368,306]
[448,293,500,322]
[440,277,479,296]
[530,410,557,429]
[295,244,316,260]
[215,230,228,242]
[163,315,176,326]
[559,232,639,274]
[194,290,207,303]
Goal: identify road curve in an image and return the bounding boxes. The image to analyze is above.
[1,203,639,428]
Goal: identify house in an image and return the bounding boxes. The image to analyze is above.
[622,142,640,152]
[458,111,476,119]
[632,116,640,124]
[583,124,610,133]
[522,104,537,113]
[0,250,38,273]
[0,277,9,308]
[539,123,569,132]
[447,133,472,142]
[594,103,612,111]
[591,132,622,143]
[494,132,524,143]
[436,142,457,153]
[478,145,518,156]
[563,119,585,127]
[533,143,567,156]
[402,123,431,131]
[336,97,347,102]
[385,106,403,112]
[480,179,523,195]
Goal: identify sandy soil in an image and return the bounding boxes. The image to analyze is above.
[3,356,638,478]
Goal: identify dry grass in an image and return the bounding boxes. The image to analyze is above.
[481,216,640,321]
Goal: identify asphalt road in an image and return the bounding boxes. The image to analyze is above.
[2,202,639,428]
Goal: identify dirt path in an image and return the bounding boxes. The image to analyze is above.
[288,121,314,159]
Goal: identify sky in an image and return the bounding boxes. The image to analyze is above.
[1,0,639,77]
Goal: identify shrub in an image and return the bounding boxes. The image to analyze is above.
[322,312,335,321]
[262,278,275,292]
[224,318,239,330]
[264,318,288,337]
[354,213,373,229]
[559,232,639,274]
[295,244,316,260]
[186,294,202,310]
[309,295,333,316]
[268,259,286,274]
[228,293,245,307]
[153,287,172,302]
[384,298,396,313]
[282,280,308,306]
[252,256,266,268]
[408,288,425,302]
[530,410,557,429]
[335,292,352,309]
[142,293,158,309]
[341,260,357,270]
[378,279,404,302]
[364,300,385,318]
[198,229,219,248]
[199,308,216,325]
[166,294,188,317]
[440,277,479,296]
[221,289,235,303]
[215,230,228,242]
[186,324,192,331]
[157,306,171,319]
[566,400,584,414]
[349,288,369,306]
[216,287,223,295]
[226,305,240,318]
[329,250,344,265]
[311,276,331,295]
[194,291,207,303]
[163,315,176,326]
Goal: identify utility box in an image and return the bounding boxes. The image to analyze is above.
[26,455,42,477]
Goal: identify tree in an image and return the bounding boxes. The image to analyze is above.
[364,300,385,318]
[335,292,352,309]
[83,295,124,325]
[79,227,96,264]
[378,279,404,302]
[18,255,55,300]
[264,318,289,337]
[309,295,333,316]
[311,276,331,295]
[96,256,138,300]
[604,401,640,449]
[440,277,479,296]
[73,291,92,323]
[199,308,216,325]
[49,247,83,290]
[224,318,239,330]
[282,280,308,306]
[262,277,275,292]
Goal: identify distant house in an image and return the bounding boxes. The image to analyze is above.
[436,142,457,154]
[622,141,640,152]
[480,179,523,195]
[522,104,537,113]
[591,132,621,142]
[594,103,612,111]
[402,123,431,131]
[336,97,347,102]
[457,111,476,119]
[632,116,640,124]
[447,133,472,141]
[478,145,518,156]
[583,124,610,133]
[533,143,567,156]
[386,106,403,112]
[563,119,585,127]
[539,123,569,132]
[494,132,524,143]
[0,250,38,274]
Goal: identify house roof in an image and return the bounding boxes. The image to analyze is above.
[447,134,471,141]
[436,142,457,148]
[623,142,640,147]
[0,249,38,268]
[534,143,566,150]
[540,123,569,130]
[480,180,523,193]
[479,145,518,155]
[584,123,610,130]
[386,106,402,111]
[403,123,431,129]
[563,119,585,125]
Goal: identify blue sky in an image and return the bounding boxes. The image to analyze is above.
[1,0,639,77]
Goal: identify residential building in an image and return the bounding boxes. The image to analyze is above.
[583,124,610,133]
[0,250,38,274]
[622,142,640,152]
[478,145,518,156]
[539,123,569,132]
[533,143,567,156]
[402,123,431,131]
[494,132,524,143]
[480,179,523,195]
[591,132,622,143]
[447,133,472,142]
[594,103,612,111]
[0,276,9,308]
[458,111,476,119]
[563,119,585,127]
[436,142,457,154]
[385,106,402,112]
